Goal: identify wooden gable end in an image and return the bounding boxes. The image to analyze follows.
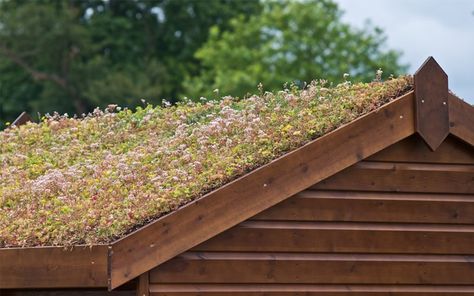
[1,57,472,294]
[147,134,474,295]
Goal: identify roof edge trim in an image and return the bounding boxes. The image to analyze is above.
[448,93,474,146]
[0,245,109,289]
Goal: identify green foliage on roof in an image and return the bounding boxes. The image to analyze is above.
[0,76,412,247]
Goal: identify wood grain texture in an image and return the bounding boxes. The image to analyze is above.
[367,135,474,164]
[414,57,449,150]
[0,246,108,289]
[252,190,474,224]
[313,161,474,194]
[109,92,416,289]
[1,289,134,296]
[449,93,474,147]
[150,252,474,285]
[150,284,474,296]
[136,273,149,296]
[192,221,474,254]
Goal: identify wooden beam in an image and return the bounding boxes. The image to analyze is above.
[136,273,149,296]
[150,252,474,285]
[414,56,449,151]
[108,91,416,289]
[367,134,474,164]
[449,93,474,147]
[193,220,474,254]
[148,283,474,295]
[11,111,32,127]
[251,190,474,224]
[313,161,474,194]
[0,245,108,289]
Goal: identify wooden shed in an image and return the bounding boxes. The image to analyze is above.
[1,57,473,296]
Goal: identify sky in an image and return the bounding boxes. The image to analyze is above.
[335,0,474,104]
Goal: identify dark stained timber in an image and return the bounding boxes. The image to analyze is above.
[414,57,449,150]
[11,111,32,127]
[0,246,108,289]
[449,93,474,147]
[109,92,416,289]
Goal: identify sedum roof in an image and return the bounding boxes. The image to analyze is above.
[0,77,412,247]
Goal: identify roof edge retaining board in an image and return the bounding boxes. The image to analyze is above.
[108,91,416,289]
[0,245,109,289]
[448,93,474,146]
[11,111,32,127]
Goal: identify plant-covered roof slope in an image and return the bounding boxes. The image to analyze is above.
[0,77,412,247]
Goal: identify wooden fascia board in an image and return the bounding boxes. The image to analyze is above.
[11,111,32,127]
[0,245,108,289]
[449,93,474,147]
[108,91,416,289]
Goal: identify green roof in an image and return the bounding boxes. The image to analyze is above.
[0,77,412,247]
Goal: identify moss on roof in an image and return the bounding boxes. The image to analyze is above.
[0,77,413,247]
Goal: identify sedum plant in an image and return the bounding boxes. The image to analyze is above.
[0,76,412,247]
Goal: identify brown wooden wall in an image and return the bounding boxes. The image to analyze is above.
[0,289,134,296]
[148,135,474,295]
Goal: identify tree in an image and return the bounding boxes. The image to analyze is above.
[183,0,408,99]
[0,0,262,128]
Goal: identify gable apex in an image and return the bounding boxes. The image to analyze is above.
[414,56,450,151]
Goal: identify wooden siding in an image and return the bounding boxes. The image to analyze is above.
[1,289,134,296]
[149,135,474,295]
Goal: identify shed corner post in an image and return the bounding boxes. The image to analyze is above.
[136,272,150,296]
[413,56,449,151]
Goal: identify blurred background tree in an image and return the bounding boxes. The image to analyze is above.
[0,0,406,129]
[184,0,407,98]
[0,0,261,128]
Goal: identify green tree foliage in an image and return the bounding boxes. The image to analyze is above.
[0,0,261,128]
[184,0,407,99]
[0,0,407,130]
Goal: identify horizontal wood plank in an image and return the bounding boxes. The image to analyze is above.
[109,93,416,288]
[252,190,474,224]
[367,135,474,164]
[150,252,474,285]
[313,161,474,194]
[150,284,474,296]
[192,221,474,254]
[0,246,108,289]
[1,289,134,296]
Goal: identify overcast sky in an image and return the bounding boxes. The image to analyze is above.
[335,0,474,104]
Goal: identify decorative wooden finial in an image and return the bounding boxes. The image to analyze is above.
[11,111,32,127]
[414,56,449,151]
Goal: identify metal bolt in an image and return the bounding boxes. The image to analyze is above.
[443,101,447,105]
[421,99,425,103]
[263,183,268,187]
[399,115,403,119]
